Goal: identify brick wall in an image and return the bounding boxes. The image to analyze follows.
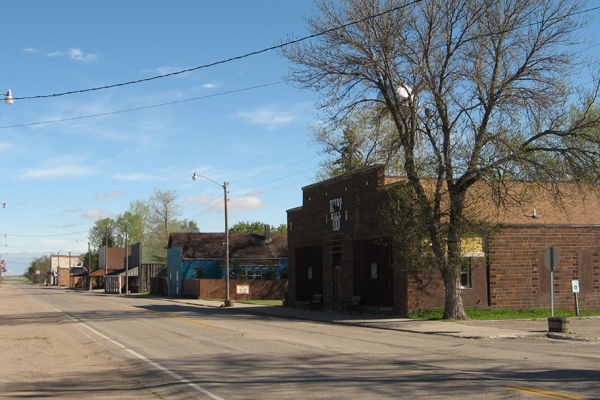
[488,225,600,310]
[287,166,401,311]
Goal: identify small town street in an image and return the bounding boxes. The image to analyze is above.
[1,282,599,399]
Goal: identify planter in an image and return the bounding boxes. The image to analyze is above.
[548,317,570,333]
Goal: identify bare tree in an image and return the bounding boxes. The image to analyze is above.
[281,0,600,319]
[148,189,182,243]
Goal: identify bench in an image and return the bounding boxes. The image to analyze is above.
[304,294,323,311]
[340,296,362,315]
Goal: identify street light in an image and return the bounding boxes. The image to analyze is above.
[2,90,13,105]
[192,172,232,307]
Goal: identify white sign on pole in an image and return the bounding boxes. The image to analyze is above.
[572,280,580,293]
[35,270,41,275]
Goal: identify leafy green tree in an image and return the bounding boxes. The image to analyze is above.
[281,0,600,319]
[229,221,266,233]
[79,249,99,272]
[272,224,287,233]
[311,107,402,180]
[229,259,244,279]
[230,221,287,233]
[263,263,279,280]
[26,255,51,284]
[88,218,117,249]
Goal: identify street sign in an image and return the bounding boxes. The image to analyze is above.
[572,280,580,293]
[544,246,559,272]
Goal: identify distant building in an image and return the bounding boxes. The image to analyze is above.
[167,227,288,297]
[50,254,83,286]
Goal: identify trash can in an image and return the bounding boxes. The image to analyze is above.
[548,317,570,333]
[282,291,289,308]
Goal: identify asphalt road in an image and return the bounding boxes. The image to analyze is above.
[2,282,599,399]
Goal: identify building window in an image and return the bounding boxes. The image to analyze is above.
[460,258,471,289]
[195,268,204,279]
[244,270,263,280]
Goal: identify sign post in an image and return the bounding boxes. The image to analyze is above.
[572,280,580,317]
[236,285,250,302]
[544,246,559,317]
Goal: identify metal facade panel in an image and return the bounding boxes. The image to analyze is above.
[353,239,393,307]
[295,245,323,302]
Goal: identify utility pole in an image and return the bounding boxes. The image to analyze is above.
[125,223,129,296]
[105,222,109,292]
[88,241,92,290]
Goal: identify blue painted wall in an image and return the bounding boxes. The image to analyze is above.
[168,244,289,297]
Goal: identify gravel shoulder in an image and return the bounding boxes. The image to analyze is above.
[0,281,162,399]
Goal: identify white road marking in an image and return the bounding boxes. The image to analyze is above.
[40,300,226,400]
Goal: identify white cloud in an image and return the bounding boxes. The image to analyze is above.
[19,166,95,179]
[202,84,217,89]
[245,189,264,196]
[94,190,124,199]
[233,107,297,128]
[83,209,115,219]
[23,48,37,53]
[183,194,211,204]
[47,48,97,62]
[229,196,266,211]
[49,223,81,229]
[68,48,97,62]
[205,196,265,212]
[63,208,84,213]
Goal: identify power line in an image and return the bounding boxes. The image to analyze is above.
[9,2,599,103]
[13,0,424,101]
[181,156,320,219]
[230,155,320,184]
[0,82,284,130]
[1,230,88,238]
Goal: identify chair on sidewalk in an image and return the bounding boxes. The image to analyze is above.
[340,296,361,315]
[304,294,323,311]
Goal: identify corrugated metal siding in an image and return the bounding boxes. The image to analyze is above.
[353,239,393,307]
[295,245,323,302]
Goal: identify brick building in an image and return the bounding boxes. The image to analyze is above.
[286,165,600,315]
[50,254,83,286]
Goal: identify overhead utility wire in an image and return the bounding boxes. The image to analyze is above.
[0,82,283,130]
[13,0,424,101]
[11,2,600,102]
[1,230,88,238]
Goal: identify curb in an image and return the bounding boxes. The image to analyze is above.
[546,332,599,342]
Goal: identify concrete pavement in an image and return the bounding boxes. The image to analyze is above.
[158,296,600,341]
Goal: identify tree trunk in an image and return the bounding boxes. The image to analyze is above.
[441,267,468,320]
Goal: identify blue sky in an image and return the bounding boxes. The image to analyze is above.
[1,1,323,275]
[1,1,600,276]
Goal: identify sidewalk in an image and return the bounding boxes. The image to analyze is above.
[159,296,600,341]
